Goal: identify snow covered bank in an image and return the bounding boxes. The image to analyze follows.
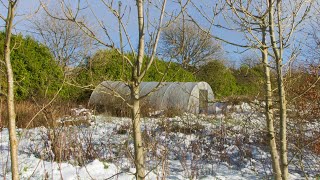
[0,103,319,179]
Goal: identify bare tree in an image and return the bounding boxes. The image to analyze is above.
[32,9,93,72]
[186,0,314,179]
[260,18,282,179]
[160,21,221,69]
[40,0,188,178]
[186,1,281,177]
[304,7,320,66]
[1,0,19,179]
[267,1,314,178]
[239,53,261,68]
[221,1,283,178]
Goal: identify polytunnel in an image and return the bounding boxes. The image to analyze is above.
[89,81,215,115]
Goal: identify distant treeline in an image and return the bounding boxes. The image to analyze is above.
[1,33,314,102]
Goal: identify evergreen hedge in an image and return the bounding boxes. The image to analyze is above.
[0,33,64,100]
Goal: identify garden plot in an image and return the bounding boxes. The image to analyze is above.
[0,102,319,179]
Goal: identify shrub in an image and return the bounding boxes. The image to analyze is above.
[232,64,265,97]
[196,60,238,98]
[78,49,196,82]
[0,32,64,100]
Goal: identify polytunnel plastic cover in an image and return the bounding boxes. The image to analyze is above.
[89,81,215,114]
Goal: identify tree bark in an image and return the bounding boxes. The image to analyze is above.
[131,84,145,179]
[276,1,288,178]
[4,1,19,180]
[132,1,146,178]
[268,0,288,179]
[277,49,288,180]
[136,0,145,75]
[261,24,282,180]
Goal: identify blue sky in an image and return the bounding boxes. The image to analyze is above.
[1,0,317,67]
[0,0,248,63]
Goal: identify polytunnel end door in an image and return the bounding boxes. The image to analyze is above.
[199,89,208,114]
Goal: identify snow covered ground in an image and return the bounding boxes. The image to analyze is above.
[0,103,319,179]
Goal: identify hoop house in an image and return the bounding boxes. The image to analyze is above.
[89,81,215,114]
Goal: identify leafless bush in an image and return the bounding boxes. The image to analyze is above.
[45,126,97,166]
[93,102,131,118]
[157,117,205,135]
[162,107,184,118]
[284,65,320,177]
[114,122,131,135]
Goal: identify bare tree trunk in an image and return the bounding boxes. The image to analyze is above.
[136,0,145,75]
[277,57,288,180]
[261,25,282,180]
[4,1,19,179]
[131,1,146,179]
[0,89,2,130]
[276,47,289,180]
[0,60,2,130]
[268,0,288,179]
[276,1,288,178]
[131,84,145,179]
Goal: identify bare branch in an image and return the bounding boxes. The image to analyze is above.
[139,0,168,81]
[0,14,5,21]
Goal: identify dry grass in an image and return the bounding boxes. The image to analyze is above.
[90,96,185,118]
[0,100,86,128]
[157,118,205,135]
[162,107,184,117]
[223,95,257,105]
